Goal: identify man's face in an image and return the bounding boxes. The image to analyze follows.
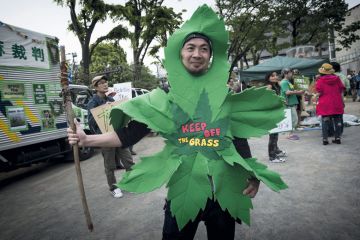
[285,71,293,79]
[95,79,108,93]
[181,38,211,75]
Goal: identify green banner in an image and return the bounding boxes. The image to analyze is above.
[33,84,47,104]
[2,82,25,99]
[293,76,310,91]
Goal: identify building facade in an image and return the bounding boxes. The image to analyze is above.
[335,4,360,74]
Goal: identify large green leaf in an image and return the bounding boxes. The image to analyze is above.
[110,88,177,133]
[117,143,181,193]
[245,158,288,192]
[225,87,285,138]
[217,142,253,171]
[164,5,230,117]
[163,92,231,159]
[211,160,253,225]
[167,153,212,229]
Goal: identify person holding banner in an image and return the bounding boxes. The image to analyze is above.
[265,72,287,163]
[280,68,304,140]
[88,75,134,198]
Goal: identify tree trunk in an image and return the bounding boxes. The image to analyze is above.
[82,44,91,86]
[133,49,142,87]
[133,63,142,88]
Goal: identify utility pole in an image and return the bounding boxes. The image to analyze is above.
[328,22,336,62]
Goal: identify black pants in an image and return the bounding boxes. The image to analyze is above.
[162,199,236,240]
[322,115,342,140]
[327,114,344,137]
[268,133,279,158]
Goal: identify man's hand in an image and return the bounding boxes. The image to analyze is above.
[296,90,305,95]
[243,178,260,198]
[67,119,87,146]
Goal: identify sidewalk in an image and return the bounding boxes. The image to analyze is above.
[0,101,359,240]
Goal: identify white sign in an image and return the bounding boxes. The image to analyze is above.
[0,23,50,69]
[113,82,132,101]
[269,109,292,134]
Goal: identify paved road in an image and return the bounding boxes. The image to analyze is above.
[0,100,359,240]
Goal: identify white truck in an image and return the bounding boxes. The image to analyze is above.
[0,22,92,171]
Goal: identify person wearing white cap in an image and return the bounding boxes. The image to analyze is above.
[88,75,134,198]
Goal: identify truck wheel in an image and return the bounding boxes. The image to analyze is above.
[79,146,94,161]
[64,146,94,161]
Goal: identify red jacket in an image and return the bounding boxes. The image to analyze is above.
[316,74,345,116]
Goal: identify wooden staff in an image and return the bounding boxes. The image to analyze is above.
[60,46,94,231]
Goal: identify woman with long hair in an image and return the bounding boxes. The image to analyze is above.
[265,72,286,163]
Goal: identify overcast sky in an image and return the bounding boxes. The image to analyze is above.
[0,0,358,74]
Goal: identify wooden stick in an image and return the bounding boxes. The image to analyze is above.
[60,46,94,232]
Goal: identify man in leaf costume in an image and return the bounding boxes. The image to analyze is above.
[67,5,287,240]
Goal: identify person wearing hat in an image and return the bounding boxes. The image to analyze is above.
[70,33,259,239]
[280,68,305,140]
[316,63,345,145]
[67,6,287,239]
[70,33,256,239]
[87,75,134,198]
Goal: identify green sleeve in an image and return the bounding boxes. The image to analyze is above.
[280,80,289,98]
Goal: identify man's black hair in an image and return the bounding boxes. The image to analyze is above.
[183,32,212,55]
[330,62,341,73]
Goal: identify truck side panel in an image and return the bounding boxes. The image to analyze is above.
[0,23,68,160]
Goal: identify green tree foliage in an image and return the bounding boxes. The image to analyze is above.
[89,42,158,89]
[275,0,359,50]
[54,0,128,85]
[135,64,159,90]
[337,20,360,50]
[216,0,278,70]
[90,41,131,85]
[109,0,182,85]
[216,0,359,68]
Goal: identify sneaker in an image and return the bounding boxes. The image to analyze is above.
[275,150,287,157]
[287,134,299,140]
[130,151,137,155]
[269,157,286,163]
[332,138,341,144]
[116,165,125,170]
[110,188,123,198]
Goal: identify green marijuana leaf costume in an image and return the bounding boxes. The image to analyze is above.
[110,5,287,230]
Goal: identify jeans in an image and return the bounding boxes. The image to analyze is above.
[289,106,298,130]
[321,115,342,140]
[162,199,236,240]
[102,147,134,191]
[268,133,279,158]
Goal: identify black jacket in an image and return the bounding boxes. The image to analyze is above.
[87,94,114,134]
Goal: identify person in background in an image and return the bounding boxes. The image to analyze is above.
[265,72,287,163]
[356,71,360,102]
[88,75,134,198]
[292,69,305,129]
[348,71,357,101]
[280,68,304,140]
[330,62,348,136]
[227,72,238,93]
[315,63,345,145]
[331,62,349,96]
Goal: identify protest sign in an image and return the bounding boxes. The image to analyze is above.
[293,76,310,91]
[269,108,292,133]
[113,82,132,101]
[90,100,126,133]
